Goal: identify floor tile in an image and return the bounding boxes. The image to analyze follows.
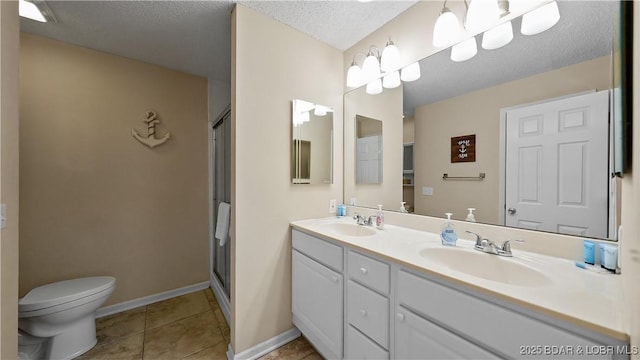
[146,291,211,330]
[257,337,316,360]
[143,311,224,359]
[182,341,228,359]
[78,333,143,360]
[302,353,324,360]
[95,307,146,345]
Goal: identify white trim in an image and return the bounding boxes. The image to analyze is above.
[210,271,231,325]
[95,281,209,318]
[226,328,301,360]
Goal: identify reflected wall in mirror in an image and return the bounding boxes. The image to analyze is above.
[355,115,383,184]
[344,1,622,240]
[292,99,334,185]
[344,85,402,209]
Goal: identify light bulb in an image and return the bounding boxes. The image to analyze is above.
[451,37,477,62]
[362,53,381,83]
[383,71,401,89]
[380,39,401,72]
[366,78,383,95]
[482,20,513,50]
[433,8,462,47]
[465,0,500,34]
[346,62,364,88]
[400,62,421,82]
[521,1,560,35]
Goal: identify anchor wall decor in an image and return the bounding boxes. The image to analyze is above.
[132,111,171,148]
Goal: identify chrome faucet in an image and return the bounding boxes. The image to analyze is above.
[353,213,374,226]
[465,231,524,257]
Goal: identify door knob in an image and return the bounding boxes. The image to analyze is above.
[396,313,405,321]
[508,207,516,215]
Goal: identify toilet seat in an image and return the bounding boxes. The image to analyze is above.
[19,277,115,316]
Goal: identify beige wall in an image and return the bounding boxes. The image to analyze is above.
[344,85,403,210]
[19,34,209,306]
[0,2,19,358]
[413,56,611,224]
[620,4,640,355]
[232,5,343,353]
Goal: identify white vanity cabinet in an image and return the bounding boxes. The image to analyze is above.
[292,230,344,360]
[291,228,628,360]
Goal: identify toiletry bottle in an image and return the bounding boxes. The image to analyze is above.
[465,208,476,222]
[583,240,595,265]
[400,202,408,213]
[376,205,384,229]
[440,213,458,246]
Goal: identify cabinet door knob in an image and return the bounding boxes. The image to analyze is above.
[396,313,405,321]
[331,276,339,283]
[360,267,368,275]
[360,309,367,317]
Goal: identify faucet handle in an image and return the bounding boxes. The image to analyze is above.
[465,231,483,246]
[501,239,525,253]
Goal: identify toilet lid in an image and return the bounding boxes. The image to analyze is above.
[19,276,115,312]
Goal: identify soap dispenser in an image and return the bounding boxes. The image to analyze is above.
[465,208,476,222]
[376,205,385,229]
[440,213,458,246]
[400,202,408,213]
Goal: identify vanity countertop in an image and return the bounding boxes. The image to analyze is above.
[290,216,628,342]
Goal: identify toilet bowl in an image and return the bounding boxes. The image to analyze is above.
[18,276,116,360]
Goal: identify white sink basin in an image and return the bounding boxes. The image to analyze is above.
[419,247,553,287]
[329,223,376,237]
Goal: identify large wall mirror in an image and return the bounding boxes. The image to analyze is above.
[344,1,626,241]
[292,99,334,185]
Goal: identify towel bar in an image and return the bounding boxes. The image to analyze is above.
[442,173,485,180]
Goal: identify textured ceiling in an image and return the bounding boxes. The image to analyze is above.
[20,0,419,83]
[401,1,617,116]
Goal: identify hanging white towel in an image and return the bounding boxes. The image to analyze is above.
[215,202,231,247]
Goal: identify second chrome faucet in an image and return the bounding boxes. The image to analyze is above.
[465,231,524,257]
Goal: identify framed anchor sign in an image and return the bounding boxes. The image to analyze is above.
[132,111,171,148]
[451,134,476,163]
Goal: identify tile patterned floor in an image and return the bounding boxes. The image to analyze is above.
[79,288,321,360]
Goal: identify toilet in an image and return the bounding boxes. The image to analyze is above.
[18,276,116,360]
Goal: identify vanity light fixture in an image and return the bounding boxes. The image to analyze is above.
[521,1,560,35]
[433,2,462,48]
[347,39,421,93]
[434,0,559,62]
[366,78,383,95]
[19,0,57,23]
[400,62,421,82]
[451,36,478,62]
[380,38,401,72]
[362,46,382,84]
[382,70,401,89]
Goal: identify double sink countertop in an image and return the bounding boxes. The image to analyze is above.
[290,216,628,342]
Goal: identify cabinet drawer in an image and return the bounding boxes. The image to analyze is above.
[292,229,343,272]
[346,325,389,360]
[347,280,389,349]
[397,270,608,359]
[348,250,390,295]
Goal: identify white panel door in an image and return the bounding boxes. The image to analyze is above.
[357,135,382,184]
[505,91,609,238]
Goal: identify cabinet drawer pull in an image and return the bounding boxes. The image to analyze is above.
[360,267,368,275]
[360,309,368,317]
[396,313,405,321]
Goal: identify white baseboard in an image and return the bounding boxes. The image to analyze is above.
[227,327,301,360]
[210,272,231,325]
[95,281,210,318]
